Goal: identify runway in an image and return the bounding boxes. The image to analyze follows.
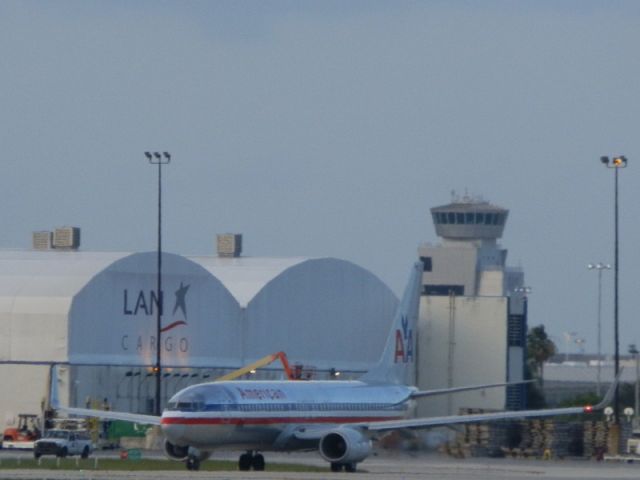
[3,450,640,480]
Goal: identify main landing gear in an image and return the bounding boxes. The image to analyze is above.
[331,462,357,473]
[238,450,265,471]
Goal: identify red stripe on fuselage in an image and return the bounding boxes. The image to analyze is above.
[161,416,399,426]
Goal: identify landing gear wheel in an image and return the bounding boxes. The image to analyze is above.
[238,452,252,471]
[345,463,357,473]
[252,453,265,471]
[331,462,343,472]
[186,455,200,471]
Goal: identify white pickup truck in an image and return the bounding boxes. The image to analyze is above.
[33,429,93,458]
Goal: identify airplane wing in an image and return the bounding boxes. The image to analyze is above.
[409,380,533,399]
[54,405,161,426]
[357,374,618,433]
[49,365,161,425]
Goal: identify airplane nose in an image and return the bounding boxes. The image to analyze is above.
[162,422,185,442]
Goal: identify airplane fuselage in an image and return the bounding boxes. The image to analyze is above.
[161,380,413,450]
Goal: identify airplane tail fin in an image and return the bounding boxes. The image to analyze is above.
[360,262,423,386]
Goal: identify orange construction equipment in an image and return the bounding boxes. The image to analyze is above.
[216,351,295,381]
[2,414,41,447]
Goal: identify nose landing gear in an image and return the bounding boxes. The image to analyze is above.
[186,455,201,471]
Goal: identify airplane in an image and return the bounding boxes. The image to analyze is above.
[52,262,615,473]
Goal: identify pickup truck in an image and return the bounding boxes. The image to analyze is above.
[33,429,93,458]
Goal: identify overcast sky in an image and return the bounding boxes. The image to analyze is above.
[1,1,639,357]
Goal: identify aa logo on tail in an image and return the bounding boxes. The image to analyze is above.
[394,314,414,363]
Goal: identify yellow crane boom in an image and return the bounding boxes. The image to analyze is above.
[216,351,295,381]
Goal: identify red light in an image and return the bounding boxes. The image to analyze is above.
[583,405,593,413]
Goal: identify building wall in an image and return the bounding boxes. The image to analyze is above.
[416,295,508,417]
[0,298,71,363]
[477,270,505,297]
[419,243,478,295]
[245,259,397,371]
[0,364,64,430]
[0,251,399,420]
[68,252,243,367]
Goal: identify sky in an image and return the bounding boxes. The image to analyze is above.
[1,1,640,357]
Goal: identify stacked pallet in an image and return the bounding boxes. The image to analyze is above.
[454,409,511,457]
[540,420,576,458]
[583,421,608,458]
[452,416,585,459]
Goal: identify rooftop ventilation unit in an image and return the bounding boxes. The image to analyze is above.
[32,231,53,250]
[53,226,81,250]
[217,233,242,258]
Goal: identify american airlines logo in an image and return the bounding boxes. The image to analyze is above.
[236,388,287,400]
[394,315,413,363]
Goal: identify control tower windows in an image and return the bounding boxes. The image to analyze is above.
[423,285,465,296]
[432,211,506,226]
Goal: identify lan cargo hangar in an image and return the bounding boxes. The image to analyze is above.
[0,197,527,427]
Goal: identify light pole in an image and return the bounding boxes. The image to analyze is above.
[629,344,639,429]
[600,155,627,425]
[588,262,611,396]
[145,151,171,416]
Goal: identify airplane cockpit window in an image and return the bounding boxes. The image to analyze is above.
[166,391,205,412]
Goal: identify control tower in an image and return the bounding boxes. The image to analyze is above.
[421,196,520,297]
[416,195,526,417]
[431,199,508,242]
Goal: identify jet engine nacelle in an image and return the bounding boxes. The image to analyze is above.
[163,440,212,463]
[164,440,189,461]
[319,428,372,464]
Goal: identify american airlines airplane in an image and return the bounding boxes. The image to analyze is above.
[53,263,613,473]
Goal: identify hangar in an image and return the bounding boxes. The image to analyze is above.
[0,247,398,424]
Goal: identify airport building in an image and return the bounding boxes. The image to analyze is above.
[416,196,527,417]
[0,231,398,425]
[1,200,527,430]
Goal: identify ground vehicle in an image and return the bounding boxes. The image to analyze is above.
[2,414,41,449]
[33,429,92,458]
[627,429,640,454]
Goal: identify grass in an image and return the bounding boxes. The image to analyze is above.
[0,457,326,472]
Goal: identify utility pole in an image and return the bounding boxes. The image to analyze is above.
[145,151,171,416]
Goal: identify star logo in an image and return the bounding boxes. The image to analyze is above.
[172,282,190,318]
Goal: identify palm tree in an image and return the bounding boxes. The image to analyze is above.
[527,325,556,387]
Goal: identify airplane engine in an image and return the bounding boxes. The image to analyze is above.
[163,440,189,461]
[163,440,212,463]
[319,428,372,464]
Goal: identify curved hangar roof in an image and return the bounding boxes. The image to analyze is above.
[0,251,398,371]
